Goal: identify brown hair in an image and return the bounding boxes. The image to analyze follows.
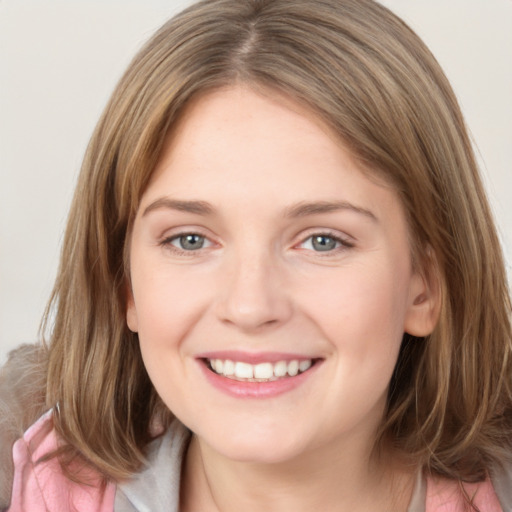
[43,0,512,484]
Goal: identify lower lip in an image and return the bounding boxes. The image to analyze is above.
[198,360,321,399]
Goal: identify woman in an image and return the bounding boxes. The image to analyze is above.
[2,1,511,510]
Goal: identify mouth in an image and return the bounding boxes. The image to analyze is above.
[203,357,320,383]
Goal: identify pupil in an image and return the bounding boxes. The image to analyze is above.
[312,235,336,251]
[181,234,203,250]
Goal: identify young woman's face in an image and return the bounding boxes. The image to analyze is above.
[127,86,434,465]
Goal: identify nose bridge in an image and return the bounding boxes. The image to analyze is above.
[217,240,292,331]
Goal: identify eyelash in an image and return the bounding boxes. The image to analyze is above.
[159,230,354,256]
[159,231,213,256]
[296,231,355,255]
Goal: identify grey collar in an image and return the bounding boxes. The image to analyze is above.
[407,470,426,512]
[114,419,191,512]
[491,459,512,510]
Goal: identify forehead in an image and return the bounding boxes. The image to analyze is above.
[140,85,402,224]
[160,86,345,170]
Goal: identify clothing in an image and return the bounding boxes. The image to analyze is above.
[7,410,115,512]
[5,411,509,512]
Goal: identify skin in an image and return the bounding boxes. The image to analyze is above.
[126,86,439,511]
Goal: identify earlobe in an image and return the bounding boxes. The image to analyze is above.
[126,285,139,333]
[404,257,441,337]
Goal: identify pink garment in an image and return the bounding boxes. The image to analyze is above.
[426,475,503,511]
[7,411,115,512]
[6,411,505,512]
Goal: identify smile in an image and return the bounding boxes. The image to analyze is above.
[207,358,313,382]
[198,351,322,398]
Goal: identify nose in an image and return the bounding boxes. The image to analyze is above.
[215,250,293,332]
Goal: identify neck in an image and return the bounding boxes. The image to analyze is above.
[180,432,415,512]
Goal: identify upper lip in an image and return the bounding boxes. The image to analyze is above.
[196,350,320,364]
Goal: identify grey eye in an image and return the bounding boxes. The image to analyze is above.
[174,234,206,250]
[310,235,339,251]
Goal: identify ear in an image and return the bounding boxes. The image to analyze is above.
[125,283,139,333]
[403,251,441,337]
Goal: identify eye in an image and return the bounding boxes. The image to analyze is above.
[299,233,352,252]
[167,233,212,251]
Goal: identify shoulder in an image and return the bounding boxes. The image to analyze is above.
[6,410,116,512]
[0,343,48,509]
[115,419,190,512]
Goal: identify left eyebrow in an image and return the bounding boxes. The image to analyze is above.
[142,198,215,217]
[284,200,377,222]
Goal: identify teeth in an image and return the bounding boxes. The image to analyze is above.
[208,358,314,381]
[299,360,312,372]
[235,362,253,379]
[254,363,273,379]
[274,361,287,377]
[287,360,299,376]
[223,359,235,376]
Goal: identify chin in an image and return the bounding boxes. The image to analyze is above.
[202,425,310,465]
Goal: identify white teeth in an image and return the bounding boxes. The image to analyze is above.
[288,360,299,377]
[208,358,314,380]
[223,359,235,376]
[234,362,254,379]
[299,360,312,372]
[254,363,273,379]
[274,360,287,377]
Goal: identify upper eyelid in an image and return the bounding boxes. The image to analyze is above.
[159,225,215,241]
[295,228,354,244]
[171,233,213,249]
[159,232,216,256]
[156,226,354,247]
[298,234,353,248]
[158,228,217,252]
[162,232,214,245]
[292,228,356,253]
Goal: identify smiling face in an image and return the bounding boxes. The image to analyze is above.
[127,86,437,465]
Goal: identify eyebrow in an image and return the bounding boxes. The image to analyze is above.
[142,198,214,217]
[142,197,377,222]
[284,200,377,222]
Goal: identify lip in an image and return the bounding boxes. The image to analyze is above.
[196,352,322,399]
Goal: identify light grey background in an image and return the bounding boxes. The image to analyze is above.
[1,0,511,364]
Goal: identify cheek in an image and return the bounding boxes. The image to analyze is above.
[135,284,181,341]
[131,259,208,337]
[289,264,410,442]
[131,269,214,406]
[309,263,409,340]
[298,259,411,397]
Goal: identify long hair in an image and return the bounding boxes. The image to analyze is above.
[43,0,512,482]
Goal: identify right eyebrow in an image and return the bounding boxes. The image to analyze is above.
[142,197,215,217]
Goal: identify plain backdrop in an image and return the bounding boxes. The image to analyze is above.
[1,0,511,364]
